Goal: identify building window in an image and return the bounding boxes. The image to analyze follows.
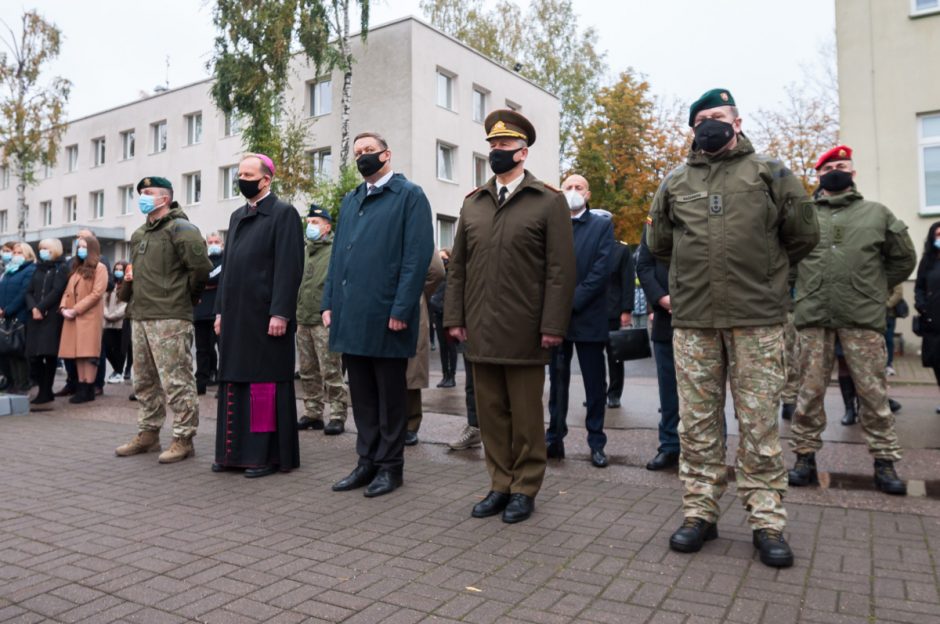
[506,99,521,112]
[90,190,104,219]
[221,165,239,199]
[310,149,332,179]
[66,145,78,172]
[121,130,135,159]
[473,154,488,187]
[0,166,8,189]
[912,0,940,16]
[921,114,940,213]
[92,137,105,166]
[64,196,77,223]
[437,216,456,250]
[224,110,242,137]
[151,120,167,153]
[186,112,203,145]
[42,163,52,179]
[437,142,456,182]
[185,172,202,205]
[472,87,487,123]
[40,201,52,226]
[437,70,454,110]
[119,185,135,215]
[0,211,6,233]
[309,79,332,117]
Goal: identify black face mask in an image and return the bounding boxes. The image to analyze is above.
[488,147,523,175]
[356,151,386,177]
[693,119,735,153]
[238,178,264,199]
[818,169,853,193]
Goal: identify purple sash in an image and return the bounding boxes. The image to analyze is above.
[249,383,276,433]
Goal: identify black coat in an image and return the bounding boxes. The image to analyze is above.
[24,258,70,357]
[606,241,635,321]
[216,194,304,382]
[636,234,672,343]
[915,254,940,367]
[193,252,223,321]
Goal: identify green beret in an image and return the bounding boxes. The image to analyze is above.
[136,176,173,194]
[688,88,736,126]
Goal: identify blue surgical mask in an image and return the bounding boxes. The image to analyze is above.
[138,194,156,215]
[934,239,940,251]
[39,249,52,262]
[306,224,322,241]
[77,247,88,260]
[9,255,24,267]
[114,270,124,280]
[1,251,11,263]
[208,244,222,256]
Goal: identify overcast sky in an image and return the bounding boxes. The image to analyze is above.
[1,0,836,122]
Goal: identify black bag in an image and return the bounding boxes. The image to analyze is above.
[607,327,652,362]
[0,317,25,355]
[895,298,910,319]
[913,315,924,337]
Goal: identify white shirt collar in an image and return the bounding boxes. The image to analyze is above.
[249,190,271,208]
[368,170,395,193]
[570,208,587,219]
[498,171,525,198]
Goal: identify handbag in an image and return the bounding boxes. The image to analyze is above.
[0,317,26,355]
[607,327,652,362]
[895,299,910,319]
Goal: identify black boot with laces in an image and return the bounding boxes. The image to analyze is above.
[669,517,717,553]
[873,459,906,495]
[753,528,794,568]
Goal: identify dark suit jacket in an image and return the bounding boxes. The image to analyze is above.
[606,241,635,321]
[636,231,672,343]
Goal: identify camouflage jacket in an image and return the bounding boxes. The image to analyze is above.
[647,136,819,329]
[793,188,916,333]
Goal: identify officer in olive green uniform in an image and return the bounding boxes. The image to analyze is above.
[115,177,213,463]
[296,205,348,435]
[647,89,820,568]
[444,110,576,524]
[788,145,916,495]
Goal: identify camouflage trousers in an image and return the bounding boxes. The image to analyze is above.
[132,319,199,439]
[791,327,902,461]
[297,324,348,422]
[781,313,801,404]
[674,326,788,530]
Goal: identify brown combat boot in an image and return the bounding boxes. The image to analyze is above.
[115,430,161,456]
[158,437,195,464]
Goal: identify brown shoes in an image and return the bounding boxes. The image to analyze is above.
[158,437,195,464]
[115,430,162,456]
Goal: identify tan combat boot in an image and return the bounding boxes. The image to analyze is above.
[158,437,195,464]
[115,430,161,457]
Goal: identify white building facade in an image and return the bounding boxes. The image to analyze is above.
[0,17,560,260]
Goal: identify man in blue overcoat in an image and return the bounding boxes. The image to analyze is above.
[322,131,434,497]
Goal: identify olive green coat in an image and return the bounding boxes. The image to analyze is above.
[647,136,819,329]
[118,206,212,321]
[793,188,916,333]
[444,171,576,365]
[296,234,333,326]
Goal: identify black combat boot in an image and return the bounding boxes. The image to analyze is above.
[787,452,818,486]
[873,459,907,495]
[839,377,859,426]
[668,517,718,553]
[753,529,794,568]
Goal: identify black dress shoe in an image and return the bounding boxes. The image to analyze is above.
[780,403,795,420]
[211,463,228,473]
[888,398,902,414]
[753,529,794,568]
[606,397,621,408]
[364,470,402,497]
[471,491,511,518]
[297,416,324,430]
[324,419,345,435]
[501,494,534,524]
[646,451,680,471]
[436,377,456,388]
[590,448,608,468]
[197,384,207,396]
[332,465,377,491]
[669,517,718,553]
[546,440,565,459]
[129,393,138,401]
[245,466,277,478]
[404,431,419,446]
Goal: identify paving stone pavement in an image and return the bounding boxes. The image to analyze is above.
[1,410,939,624]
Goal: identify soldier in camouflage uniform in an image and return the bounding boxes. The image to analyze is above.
[296,205,348,435]
[788,145,916,495]
[115,177,212,463]
[647,89,819,568]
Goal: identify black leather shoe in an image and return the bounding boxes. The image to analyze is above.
[888,398,902,414]
[787,452,818,487]
[297,416,324,430]
[324,419,344,435]
[129,393,138,401]
[669,517,718,553]
[436,377,456,388]
[197,384,207,396]
[332,466,377,491]
[244,466,277,478]
[501,494,534,524]
[606,397,621,408]
[210,463,228,473]
[873,459,907,495]
[780,403,795,420]
[590,448,608,468]
[546,440,565,459]
[753,529,794,568]
[404,431,419,446]
[364,470,402,497]
[646,451,679,471]
[471,491,511,518]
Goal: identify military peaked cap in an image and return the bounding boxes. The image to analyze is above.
[484,109,536,146]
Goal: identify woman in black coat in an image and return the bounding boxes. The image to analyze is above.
[25,238,69,405]
[914,220,940,412]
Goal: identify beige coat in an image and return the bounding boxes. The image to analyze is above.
[103,288,127,329]
[406,251,445,390]
[58,263,108,358]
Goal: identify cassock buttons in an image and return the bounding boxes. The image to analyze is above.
[346,244,352,250]
[358,210,363,216]
[342,279,347,285]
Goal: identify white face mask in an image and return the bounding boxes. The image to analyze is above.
[564,189,586,211]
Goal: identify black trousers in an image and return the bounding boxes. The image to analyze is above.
[31,355,58,399]
[605,318,624,400]
[103,328,126,375]
[432,310,457,379]
[547,340,608,450]
[194,319,218,388]
[344,354,408,474]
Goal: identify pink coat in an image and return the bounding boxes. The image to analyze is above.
[58,263,107,358]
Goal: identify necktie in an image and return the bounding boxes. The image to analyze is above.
[367,185,378,196]
[498,186,508,205]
